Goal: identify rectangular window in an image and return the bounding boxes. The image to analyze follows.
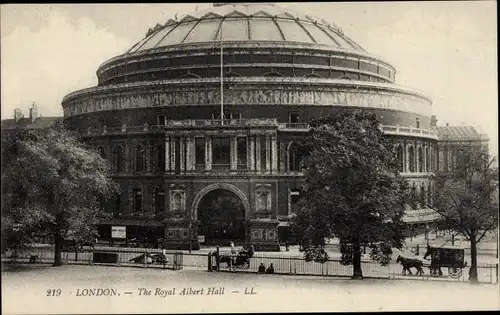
[237,137,247,168]
[289,113,300,123]
[174,139,181,174]
[331,58,359,69]
[226,111,241,120]
[212,137,230,165]
[156,146,165,172]
[134,189,142,213]
[158,115,166,126]
[260,135,267,171]
[290,190,300,215]
[155,189,165,214]
[195,137,205,167]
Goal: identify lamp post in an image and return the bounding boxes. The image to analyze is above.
[425,223,430,247]
[189,221,192,253]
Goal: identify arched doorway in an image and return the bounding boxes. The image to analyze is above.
[197,189,246,245]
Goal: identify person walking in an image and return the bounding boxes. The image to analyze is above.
[161,247,168,268]
[230,241,236,255]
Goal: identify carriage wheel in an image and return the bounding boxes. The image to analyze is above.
[448,267,462,279]
[430,267,440,277]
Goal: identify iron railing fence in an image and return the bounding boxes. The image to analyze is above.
[2,247,497,284]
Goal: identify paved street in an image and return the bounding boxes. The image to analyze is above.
[2,264,498,314]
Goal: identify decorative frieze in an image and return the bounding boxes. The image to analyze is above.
[63,86,432,118]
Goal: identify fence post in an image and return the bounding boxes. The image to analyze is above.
[496,264,498,284]
[208,252,212,272]
[216,246,220,272]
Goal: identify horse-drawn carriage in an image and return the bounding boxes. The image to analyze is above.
[213,245,255,270]
[423,245,467,278]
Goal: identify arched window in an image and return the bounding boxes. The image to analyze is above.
[172,193,182,212]
[263,71,284,77]
[426,147,430,172]
[114,193,122,215]
[427,183,432,206]
[304,72,322,78]
[180,72,201,79]
[133,188,142,213]
[97,146,106,159]
[396,145,404,172]
[154,187,165,214]
[225,71,242,77]
[420,184,425,208]
[408,146,415,172]
[418,147,424,173]
[156,145,165,173]
[135,145,145,172]
[411,185,417,210]
[288,142,307,172]
[113,146,124,173]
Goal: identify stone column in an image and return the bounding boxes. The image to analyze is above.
[271,135,277,172]
[205,136,212,171]
[404,143,409,173]
[255,135,261,172]
[170,139,176,171]
[265,135,271,173]
[145,144,151,174]
[249,136,255,171]
[165,137,170,172]
[230,136,237,171]
[416,144,420,173]
[279,142,286,172]
[423,145,427,173]
[186,137,194,171]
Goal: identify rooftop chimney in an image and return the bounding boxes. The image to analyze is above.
[430,115,438,127]
[29,102,38,123]
[14,108,24,122]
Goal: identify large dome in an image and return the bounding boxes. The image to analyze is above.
[127,3,365,54]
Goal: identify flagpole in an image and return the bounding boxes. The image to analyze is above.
[220,19,224,125]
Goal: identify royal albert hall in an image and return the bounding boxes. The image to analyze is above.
[62,3,438,251]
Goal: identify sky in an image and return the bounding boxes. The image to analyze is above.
[1,2,497,156]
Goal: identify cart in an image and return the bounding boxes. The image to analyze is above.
[424,245,467,279]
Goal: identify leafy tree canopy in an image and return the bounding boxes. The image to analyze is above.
[292,111,409,278]
[1,123,118,264]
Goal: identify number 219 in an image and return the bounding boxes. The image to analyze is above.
[46,289,61,296]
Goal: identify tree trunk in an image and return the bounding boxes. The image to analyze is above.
[352,241,363,279]
[469,236,478,284]
[53,233,64,266]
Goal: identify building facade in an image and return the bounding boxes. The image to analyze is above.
[58,3,440,250]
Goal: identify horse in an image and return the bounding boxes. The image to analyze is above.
[396,255,424,276]
[218,245,254,269]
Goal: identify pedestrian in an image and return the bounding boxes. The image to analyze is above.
[230,241,236,255]
[161,247,168,268]
[266,263,274,274]
[258,262,266,273]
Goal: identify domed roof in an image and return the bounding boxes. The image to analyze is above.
[127,3,366,54]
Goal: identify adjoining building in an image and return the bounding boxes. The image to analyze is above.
[1,103,61,137]
[4,3,487,250]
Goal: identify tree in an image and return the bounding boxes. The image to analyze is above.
[292,111,409,279]
[426,148,498,283]
[2,123,118,266]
